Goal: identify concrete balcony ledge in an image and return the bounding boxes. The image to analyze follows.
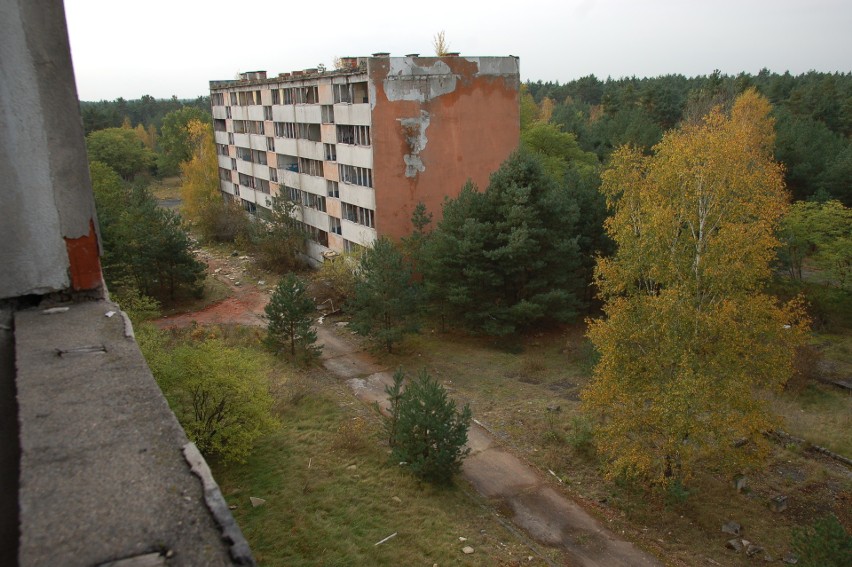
[15,300,253,566]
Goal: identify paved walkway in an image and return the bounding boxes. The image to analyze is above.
[316,325,662,567]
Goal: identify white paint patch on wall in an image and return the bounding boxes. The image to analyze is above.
[397,111,430,178]
[383,59,457,103]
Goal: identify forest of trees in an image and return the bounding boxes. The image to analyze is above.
[525,70,852,205]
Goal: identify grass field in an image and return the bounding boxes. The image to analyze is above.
[368,323,852,566]
[158,273,231,317]
[149,175,182,201]
[212,365,556,566]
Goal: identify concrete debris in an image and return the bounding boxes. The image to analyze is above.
[462,546,474,554]
[105,311,116,318]
[721,521,741,536]
[249,497,266,507]
[770,495,788,512]
[726,539,744,553]
[374,532,397,546]
[41,307,70,315]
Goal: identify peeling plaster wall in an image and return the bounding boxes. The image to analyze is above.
[368,56,520,239]
[0,0,102,299]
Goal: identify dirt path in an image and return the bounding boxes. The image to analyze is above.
[160,251,662,566]
[317,325,661,567]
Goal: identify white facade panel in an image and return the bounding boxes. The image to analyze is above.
[301,207,327,229]
[233,133,250,148]
[231,106,247,120]
[305,240,329,266]
[333,103,371,126]
[220,181,235,195]
[217,155,232,170]
[300,175,326,196]
[236,160,254,176]
[275,137,298,155]
[250,134,267,149]
[280,169,300,188]
[295,105,321,123]
[247,106,265,121]
[341,221,377,247]
[336,144,372,168]
[212,106,227,119]
[297,139,324,161]
[214,131,230,145]
[272,105,295,122]
[339,183,376,210]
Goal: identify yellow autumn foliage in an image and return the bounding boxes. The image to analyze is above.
[583,90,809,487]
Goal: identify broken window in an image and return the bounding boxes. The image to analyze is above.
[274,122,297,138]
[327,180,339,198]
[338,164,372,187]
[321,105,335,124]
[344,239,364,254]
[336,125,370,146]
[252,149,267,165]
[263,106,273,120]
[213,119,227,132]
[277,154,298,172]
[299,157,324,177]
[236,146,252,161]
[324,143,337,162]
[333,82,369,104]
[238,172,255,188]
[329,216,342,235]
[297,123,321,142]
[271,89,280,105]
[342,202,375,228]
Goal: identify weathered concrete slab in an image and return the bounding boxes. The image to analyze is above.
[16,301,250,566]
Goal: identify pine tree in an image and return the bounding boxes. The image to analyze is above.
[385,369,472,484]
[422,150,584,335]
[265,273,320,359]
[349,237,420,352]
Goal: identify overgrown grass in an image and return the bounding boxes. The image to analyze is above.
[774,383,852,457]
[379,322,852,567]
[149,176,182,201]
[158,273,231,316]
[212,373,550,566]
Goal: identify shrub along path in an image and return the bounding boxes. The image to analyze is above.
[315,323,662,567]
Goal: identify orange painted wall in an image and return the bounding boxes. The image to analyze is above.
[368,57,519,240]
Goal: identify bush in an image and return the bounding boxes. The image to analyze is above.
[792,514,852,567]
[384,369,472,484]
[140,332,277,463]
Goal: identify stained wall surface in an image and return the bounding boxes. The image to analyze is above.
[368,56,520,238]
[0,0,102,299]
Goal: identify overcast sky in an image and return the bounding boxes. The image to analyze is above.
[64,0,852,101]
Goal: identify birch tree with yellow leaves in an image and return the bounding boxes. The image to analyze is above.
[583,90,809,488]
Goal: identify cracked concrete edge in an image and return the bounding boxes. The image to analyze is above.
[182,443,256,566]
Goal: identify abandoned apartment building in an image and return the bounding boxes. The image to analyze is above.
[209,53,520,263]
